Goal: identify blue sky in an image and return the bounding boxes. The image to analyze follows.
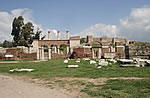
[0,0,150,41]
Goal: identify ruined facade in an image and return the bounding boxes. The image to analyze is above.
[32,31,80,60]
[1,30,149,60]
[74,36,129,59]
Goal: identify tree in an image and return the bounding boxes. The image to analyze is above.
[33,28,41,40]
[80,38,87,43]
[11,16,24,46]
[20,22,34,46]
[2,40,13,48]
[0,42,3,47]
[11,16,35,47]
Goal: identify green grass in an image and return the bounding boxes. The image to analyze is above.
[0,59,150,79]
[82,79,150,98]
[133,41,150,46]
[0,59,150,97]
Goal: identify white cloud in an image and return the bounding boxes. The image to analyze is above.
[80,24,119,37]
[80,7,150,42]
[0,8,61,42]
[119,7,150,41]
[0,8,42,42]
[42,29,67,40]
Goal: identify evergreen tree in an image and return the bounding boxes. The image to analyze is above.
[33,28,41,40]
[21,22,34,46]
[11,16,24,46]
[11,16,35,47]
[2,40,13,48]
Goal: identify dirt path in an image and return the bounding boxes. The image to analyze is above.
[0,74,79,98]
[0,74,148,98]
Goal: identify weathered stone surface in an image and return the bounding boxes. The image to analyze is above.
[9,68,34,72]
[64,59,68,63]
[99,59,108,66]
[90,60,97,64]
[67,65,78,68]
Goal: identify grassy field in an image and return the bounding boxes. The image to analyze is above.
[0,59,150,98]
[0,59,150,78]
[82,79,150,98]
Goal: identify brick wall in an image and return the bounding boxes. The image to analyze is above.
[51,53,68,59]
[72,48,92,59]
[102,48,110,54]
[5,48,37,60]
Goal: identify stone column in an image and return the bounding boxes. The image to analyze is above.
[41,47,45,60]
[98,48,102,58]
[57,46,60,54]
[37,48,40,60]
[66,46,69,54]
[54,46,57,53]
[66,31,69,40]
[57,31,60,40]
[39,31,42,40]
[70,48,73,54]
[48,31,51,40]
[48,48,51,59]
[92,49,95,58]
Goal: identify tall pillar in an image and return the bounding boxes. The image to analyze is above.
[66,46,69,54]
[41,47,45,60]
[66,31,69,40]
[37,48,40,60]
[48,31,51,40]
[98,48,102,58]
[39,31,42,40]
[57,31,60,40]
[70,48,73,54]
[54,46,57,53]
[48,48,51,59]
[57,46,60,54]
[92,49,95,58]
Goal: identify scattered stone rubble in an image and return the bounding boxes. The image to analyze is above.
[118,58,150,67]
[90,60,97,64]
[64,59,68,63]
[9,68,34,72]
[67,65,79,68]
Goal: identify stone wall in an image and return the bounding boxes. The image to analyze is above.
[129,44,150,59]
[72,48,92,59]
[104,53,116,59]
[51,53,68,59]
[5,48,37,60]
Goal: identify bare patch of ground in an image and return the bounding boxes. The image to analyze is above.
[0,74,149,98]
[0,74,80,98]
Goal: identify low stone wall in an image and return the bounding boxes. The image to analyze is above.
[104,53,116,59]
[51,53,68,59]
[0,53,5,60]
[129,45,150,59]
[22,53,37,60]
[4,48,37,60]
[72,48,92,59]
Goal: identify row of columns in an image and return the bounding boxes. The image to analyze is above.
[37,46,70,60]
[48,31,70,40]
